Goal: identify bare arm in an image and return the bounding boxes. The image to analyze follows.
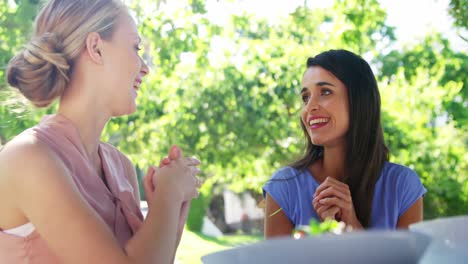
[1,139,189,264]
[155,147,200,263]
[397,197,424,228]
[264,193,294,239]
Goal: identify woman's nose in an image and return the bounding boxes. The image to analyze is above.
[305,95,319,112]
[140,57,149,77]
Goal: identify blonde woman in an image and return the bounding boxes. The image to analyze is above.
[0,0,201,263]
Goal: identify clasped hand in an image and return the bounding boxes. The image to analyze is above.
[142,145,202,240]
[312,177,362,229]
[143,145,202,203]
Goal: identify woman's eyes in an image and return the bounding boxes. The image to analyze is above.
[321,89,332,96]
[301,89,332,103]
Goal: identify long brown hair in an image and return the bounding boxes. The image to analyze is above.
[290,49,389,227]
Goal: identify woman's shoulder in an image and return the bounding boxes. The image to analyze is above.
[379,162,422,187]
[381,162,418,178]
[270,166,307,181]
[0,132,67,190]
[0,131,52,164]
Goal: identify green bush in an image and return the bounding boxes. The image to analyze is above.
[187,192,207,232]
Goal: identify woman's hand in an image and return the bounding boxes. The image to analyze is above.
[143,146,201,203]
[142,166,157,203]
[142,146,188,206]
[156,146,201,240]
[142,145,202,260]
[145,146,202,230]
[312,177,362,230]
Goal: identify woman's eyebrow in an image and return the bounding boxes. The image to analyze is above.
[316,81,335,87]
[301,81,335,93]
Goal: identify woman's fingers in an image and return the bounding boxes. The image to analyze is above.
[317,196,347,209]
[143,166,156,200]
[159,157,171,168]
[169,145,182,160]
[325,206,340,220]
[151,158,203,202]
[190,165,201,175]
[183,157,201,167]
[147,145,204,202]
[323,206,341,221]
[313,196,320,211]
[315,203,329,215]
[312,179,359,226]
[195,177,203,188]
[160,149,200,170]
[161,157,201,166]
[316,204,341,221]
[314,185,351,203]
[314,177,349,197]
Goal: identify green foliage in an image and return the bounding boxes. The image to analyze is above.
[0,0,42,145]
[448,0,468,30]
[292,219,344,238]
[0,0,38,81]
[379,34,468,129]
[186,192,207,232]
[307,219,342,235]
[0,0,466,220]
[378,44,467,218]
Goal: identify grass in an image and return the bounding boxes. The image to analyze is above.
[175,229,263,264]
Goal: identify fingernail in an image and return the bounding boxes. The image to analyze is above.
[170,145,181,156]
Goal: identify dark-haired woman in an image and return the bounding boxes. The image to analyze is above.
[263,49,426,238]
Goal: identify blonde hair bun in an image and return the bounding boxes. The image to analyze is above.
[7,32,70,107]
[6,0,126,107]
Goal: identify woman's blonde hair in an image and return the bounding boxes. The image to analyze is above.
[6,0,126,107]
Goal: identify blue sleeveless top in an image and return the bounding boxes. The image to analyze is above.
[262,162,426,229]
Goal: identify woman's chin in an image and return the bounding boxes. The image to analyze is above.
[311,139,325,146]
[112,105,137,117]
[309,134,325,145]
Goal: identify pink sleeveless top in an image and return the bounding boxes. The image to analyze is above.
[0,114,144,263]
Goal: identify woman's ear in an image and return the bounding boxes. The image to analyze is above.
[85,32,104,64]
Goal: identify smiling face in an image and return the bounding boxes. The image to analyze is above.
[100,11,149,116]
[300,66,349,147]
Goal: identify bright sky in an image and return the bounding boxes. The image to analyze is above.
[379,0,465,51]
[162,0,465,52]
